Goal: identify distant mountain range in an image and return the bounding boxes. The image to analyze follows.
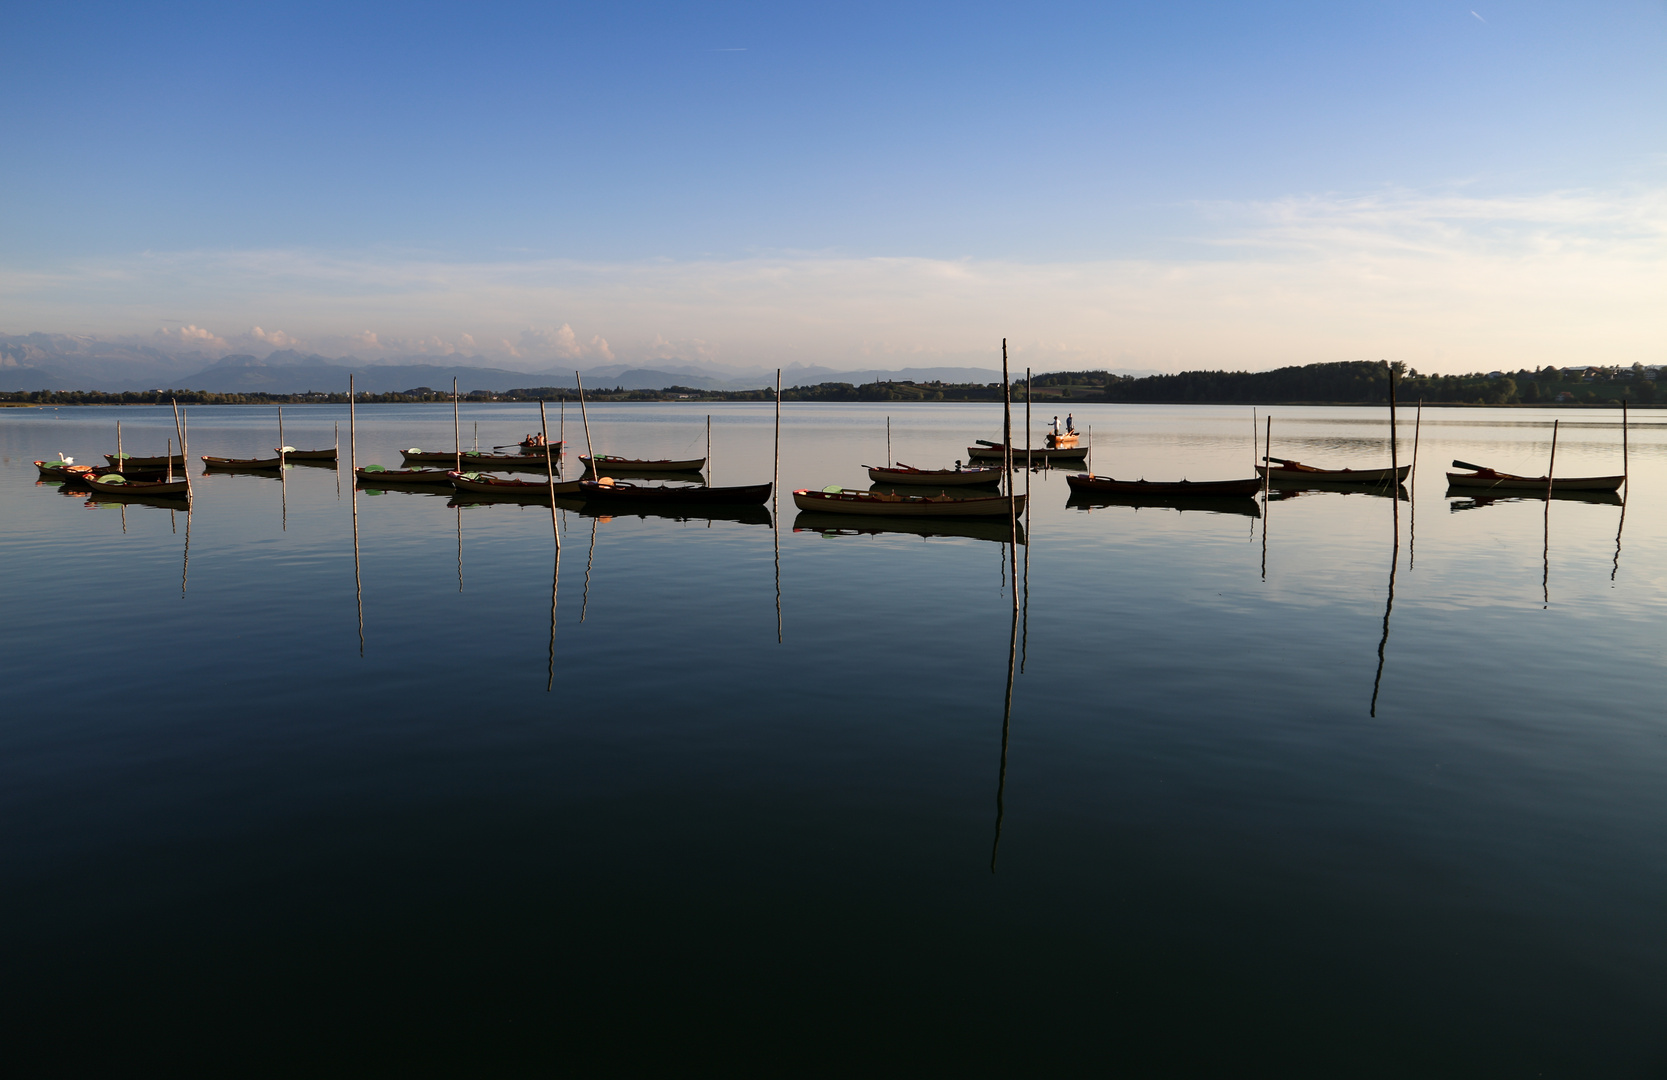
[0,333,1168,394]
[0,334,1119,394]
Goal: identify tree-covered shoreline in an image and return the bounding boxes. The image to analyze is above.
[1,360,1657,407]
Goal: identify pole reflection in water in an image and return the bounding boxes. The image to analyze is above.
[1611,497,1626,583]
[547,547,560,692]
[990,574,1020,873]
[774,366,783,644]
[1260,416,1272,581]
[456,505,463,593]
[180,508,192,598]
[350,374,363,656]
[1370,494,1400,718]
[582,515,597,622]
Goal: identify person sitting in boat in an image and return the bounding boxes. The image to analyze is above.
[954,459,963,471]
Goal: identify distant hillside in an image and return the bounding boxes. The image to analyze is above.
[174,354,546,395]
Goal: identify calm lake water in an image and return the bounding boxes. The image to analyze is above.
[2,401,1663,1075]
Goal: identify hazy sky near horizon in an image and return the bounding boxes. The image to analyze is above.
[2,1,1663,374]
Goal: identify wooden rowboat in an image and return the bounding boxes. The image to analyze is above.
[105,452,188,468]
[203,455,283,469]
[82,473,192,497]
[1256,458,1410,485]
[866,463,1003,486]
[793,488,1025,518]
[355,466,455,484]
[35,459,96,481]
[447,472,587,497]
[1445,460,1624,493]
[282,447,338,461]
[580,479,772,504]
[580,454,706,473]
[400,449,462,464]
[966,443,1087,463]
[1066,474,1261,497]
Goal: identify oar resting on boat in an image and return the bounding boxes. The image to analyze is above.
[865,463,1003,486]
[1256,457,1409,484]
[1445,459,1625,493]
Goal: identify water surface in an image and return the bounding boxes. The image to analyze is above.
[2,402,1662,1075]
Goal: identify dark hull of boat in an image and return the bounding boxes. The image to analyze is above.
[793,489,1025,518]
[794,511,1026,544]
[580,480,771,504]
[1066,492,1261,518]
[1257,464,1410,485]
[203,455,283,469]
[1445,472,1625,493]
[284,448,338,460]
[106,453,188,468]
[83,475,193,498]
[448,473,587,497]
[866,466,1003,486]
[400,451,464,464]
[1066,474,1261,497]
[355,468,455,484]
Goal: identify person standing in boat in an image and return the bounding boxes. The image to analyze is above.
[1066,412,1075,434]
[1049,416,1060,441]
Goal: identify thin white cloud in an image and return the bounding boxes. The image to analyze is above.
[4,184,1662,374]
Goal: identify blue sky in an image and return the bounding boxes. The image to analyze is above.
[2,1,1663,373]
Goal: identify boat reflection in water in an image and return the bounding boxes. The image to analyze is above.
[1267,481,1409,502]
[359,479,457,498]
[1065,492,1261,518]
[446,493,773,527]
[793,511,1027,545]
[1447,489,1624,512]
